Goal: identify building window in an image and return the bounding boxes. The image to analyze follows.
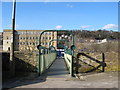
[46,37,48,40]
[27,32,29,34]
[15,36,17,39]
[24,42,27,45]
[15,32,18,35]
[49,32,52,35]
[42,37,44,40]
[34,32,37,34]
[46,32,49,35]
[26,42,28,45]
[42,42,44,45]
[23,42,25,45]
[18,32,21,34]
[33,37,34,39]
[26,32,28,34]
[24,32,26,34]
[46,42,48,45]
[33,42,35,45]
[19,37,21,39]
[36,37,38,39]
[7,36,9,39]
[30,37,31,39]
[49,37,51,40]
[7,41,8,44]
[20,42,22,45]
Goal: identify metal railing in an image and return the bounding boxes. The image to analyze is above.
[37,45,57,75]
[75,53,106,73]
[64,47,74,76]
[37,30,75,76]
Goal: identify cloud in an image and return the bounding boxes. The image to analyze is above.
[80,25,91,29]
[102,24,118,29]
[43,0,50,4]
[55,25,63,29]
[66,4,74,8]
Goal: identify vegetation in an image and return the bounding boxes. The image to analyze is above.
[69,30,119,72]
[72,29,120,40]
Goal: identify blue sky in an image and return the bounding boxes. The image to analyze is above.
[1,2,118,32]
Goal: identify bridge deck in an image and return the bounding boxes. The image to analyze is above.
[46,58,69,78]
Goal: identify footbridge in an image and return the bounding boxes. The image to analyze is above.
[37,30,75,77]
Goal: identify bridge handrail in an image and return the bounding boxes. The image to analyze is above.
[64,48,74,76]
[40,52,57,74]
[37,30,75,76]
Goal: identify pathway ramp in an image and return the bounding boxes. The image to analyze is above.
[46,57,70,78]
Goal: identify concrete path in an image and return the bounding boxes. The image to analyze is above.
[2,58,119,89]
[46,58,69,78]
[14,72,118,88]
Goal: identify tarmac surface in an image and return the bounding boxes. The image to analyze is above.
[2,58,119,89]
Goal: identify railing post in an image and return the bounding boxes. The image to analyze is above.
[102,53,105,72]
[76,53,80,74]
[38,37,41,76]
[71,56,74,76]
[71,32,74,77]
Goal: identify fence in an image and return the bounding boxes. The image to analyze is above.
[75,53,106,74]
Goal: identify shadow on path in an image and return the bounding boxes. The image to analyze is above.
[2,58,69,89]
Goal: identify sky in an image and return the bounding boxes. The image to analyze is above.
[1,2,118,32]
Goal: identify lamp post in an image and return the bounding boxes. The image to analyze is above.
[10,0,16,77]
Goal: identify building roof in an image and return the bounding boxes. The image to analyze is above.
[3,29,44,32]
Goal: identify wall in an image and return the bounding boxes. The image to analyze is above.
[3,31,11,51]
[2,51,56,73]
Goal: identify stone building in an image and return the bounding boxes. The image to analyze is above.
[0,32,3,51]
[3,29,57,51]
[0,32,3,45]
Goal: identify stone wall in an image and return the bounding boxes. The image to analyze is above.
[2,52,10,71]
[14,52,38,72]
